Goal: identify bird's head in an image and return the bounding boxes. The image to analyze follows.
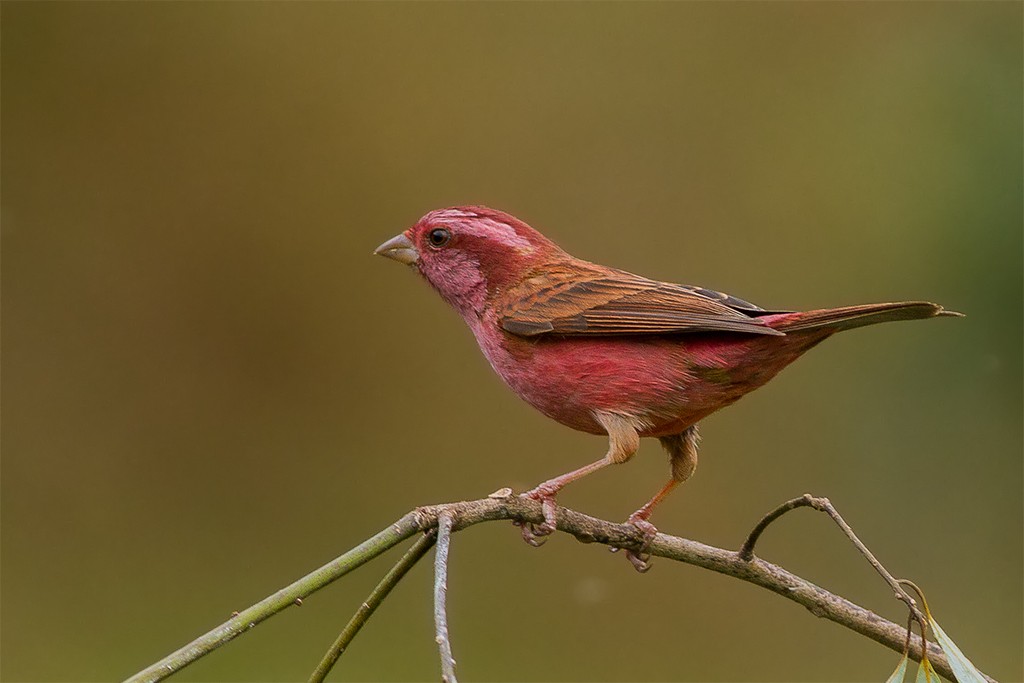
[375,206,561,319]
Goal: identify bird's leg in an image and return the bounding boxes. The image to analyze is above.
[518,411,640,546]
[628,425,699,526]
[621,425,700,572]
[518,459,612,546]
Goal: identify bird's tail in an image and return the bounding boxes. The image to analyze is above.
[766,301,963,334]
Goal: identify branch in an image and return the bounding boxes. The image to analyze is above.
[124,494,996,683]
[125,515,423,683]
[433,512,459,683]
[740,494,927,630]
[308,531,436,683]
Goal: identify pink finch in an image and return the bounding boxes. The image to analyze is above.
[375,206,960,570]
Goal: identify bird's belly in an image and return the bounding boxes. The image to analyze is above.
[471,322,829,437]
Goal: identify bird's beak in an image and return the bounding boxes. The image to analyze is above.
[374,233,419,265]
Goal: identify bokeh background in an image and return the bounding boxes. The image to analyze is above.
[3,2,1021,681]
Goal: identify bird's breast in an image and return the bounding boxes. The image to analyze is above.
[469,317,701,435]
[468,315,832,438]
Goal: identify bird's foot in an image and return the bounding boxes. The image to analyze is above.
[516,484,560,546]
[618,511,659,573]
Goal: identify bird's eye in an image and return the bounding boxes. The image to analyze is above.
[427,228,451,248]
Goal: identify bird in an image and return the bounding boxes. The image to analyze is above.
[374,206,960,570]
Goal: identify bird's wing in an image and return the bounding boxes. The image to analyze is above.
[498,265,786,337]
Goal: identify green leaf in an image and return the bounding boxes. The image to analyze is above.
[930,617,987,683]
[884,653,909,683]
[915,656,940,683]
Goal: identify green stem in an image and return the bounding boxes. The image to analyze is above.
[124,513,422,683]
[308,531,437,683]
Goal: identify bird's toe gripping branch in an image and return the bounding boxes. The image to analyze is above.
[516,484,560,545]
[609,510,659,573]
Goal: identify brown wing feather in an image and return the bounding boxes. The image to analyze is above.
[498,265,784,338]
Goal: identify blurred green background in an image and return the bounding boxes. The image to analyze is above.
[2,2,1021,681]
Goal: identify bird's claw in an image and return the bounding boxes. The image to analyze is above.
[517,486,559,545]
[622,512,659,573]
[515,519,551,546]
[626,550,653,573]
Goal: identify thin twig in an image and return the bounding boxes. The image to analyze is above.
[738,494,927,630]
[738,494,813,560]
[308,531,437,683]
[433,512,458,683]
[124,495,996,683]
